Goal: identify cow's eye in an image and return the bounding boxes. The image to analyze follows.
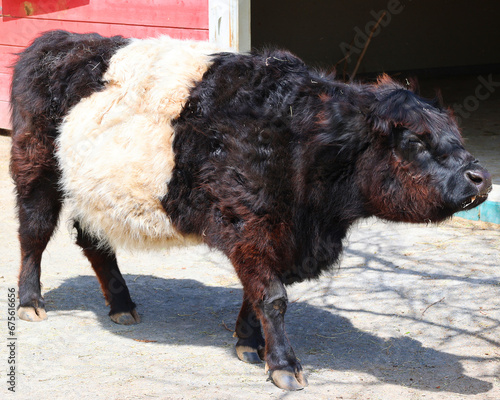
[408,138,423,147]
[404,138,422,153]
[397,135,427,161]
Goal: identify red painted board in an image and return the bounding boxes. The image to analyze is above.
[0,18,209,48]
[1,0,90,17]
[0,72,11,101]
[0,44,22,75]
[1,0,209,30]
[0,100,10,129]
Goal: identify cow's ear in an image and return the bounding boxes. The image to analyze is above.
[369,75,411,135]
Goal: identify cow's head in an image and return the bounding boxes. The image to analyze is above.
[357,75,491,223]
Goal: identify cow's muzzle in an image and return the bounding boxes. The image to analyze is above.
[461,167,492,209]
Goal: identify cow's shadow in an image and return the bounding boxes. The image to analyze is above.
[43,275,493,395]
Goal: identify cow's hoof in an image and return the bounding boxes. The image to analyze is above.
[236,344,264,364]
[267,366,308,391]
[18,306,48,322]
[110,309,141,325]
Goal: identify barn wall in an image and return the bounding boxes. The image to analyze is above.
[0,0,209,129]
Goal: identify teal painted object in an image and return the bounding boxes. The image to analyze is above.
[455,184,500,224]
[456,200,500,224]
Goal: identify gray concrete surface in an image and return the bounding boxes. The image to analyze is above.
[0,134,499,400]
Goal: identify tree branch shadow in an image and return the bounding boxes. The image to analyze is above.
[43,274,494,395]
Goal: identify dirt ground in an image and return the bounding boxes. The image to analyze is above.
[0,133,499,400]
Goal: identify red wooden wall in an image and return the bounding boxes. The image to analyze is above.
[0,0,209,129]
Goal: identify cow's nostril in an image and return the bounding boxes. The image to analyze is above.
[466,170,484,185]
[465,169,492,195]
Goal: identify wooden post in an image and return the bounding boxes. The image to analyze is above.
[209,0,251,52]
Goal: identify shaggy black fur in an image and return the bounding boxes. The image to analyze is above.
[166,51,491,285]
[166,50,490,386]
[11,30,129,133]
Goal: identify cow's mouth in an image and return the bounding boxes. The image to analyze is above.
[461,193,489,210]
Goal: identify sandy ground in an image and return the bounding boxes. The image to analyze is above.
[0,134,499,400]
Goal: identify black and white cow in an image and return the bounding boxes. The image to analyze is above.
[10,30,491,390]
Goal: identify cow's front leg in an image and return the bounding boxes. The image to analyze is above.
[257,278,308,390]
[235,295,265,363]
[235,268,307,390]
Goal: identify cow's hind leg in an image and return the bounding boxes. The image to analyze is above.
[11,127,64,321]
[235,295,265,363]
[74,222,140,325]
[16,187,62,322]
